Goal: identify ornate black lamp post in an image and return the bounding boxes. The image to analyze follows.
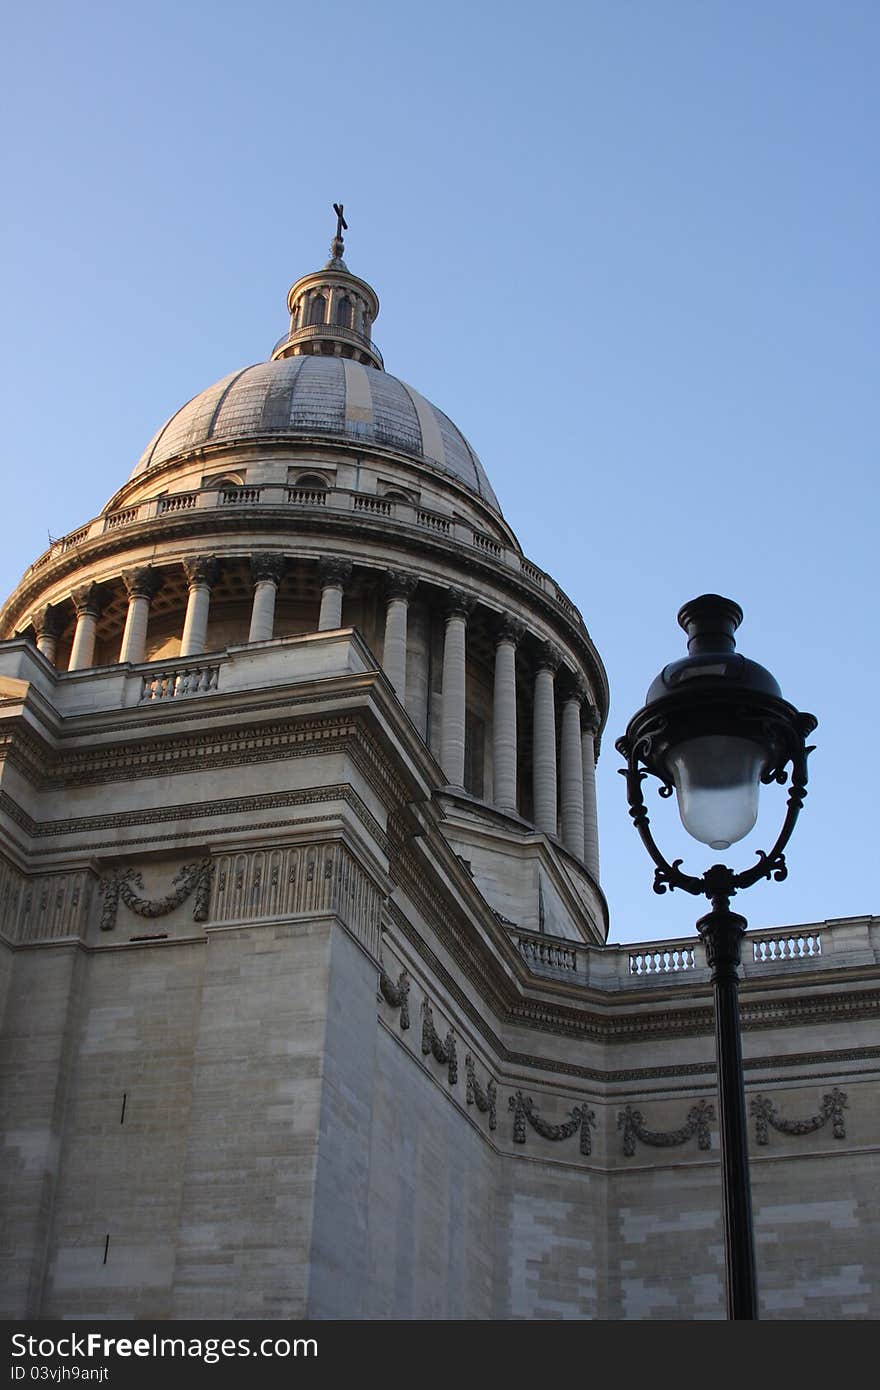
[616,595,817,1320]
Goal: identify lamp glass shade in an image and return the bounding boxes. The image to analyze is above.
[667,734,766,850]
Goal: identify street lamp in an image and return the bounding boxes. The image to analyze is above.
[616,594,817,1320]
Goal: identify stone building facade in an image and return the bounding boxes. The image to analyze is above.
[0,230,877,1319]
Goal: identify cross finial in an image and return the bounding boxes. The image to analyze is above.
[329,202,348,261]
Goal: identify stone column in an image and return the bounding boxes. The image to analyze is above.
[119,567,161,664]
[560,679,586,858]
[532,643,561,836]
[68,584,104,671]
[31,605,60,666]
[439,588,474,788]
[248,554,285,642]
[493,616,524,813]
[317,558,352,631]
[383,571,417,702]
[180,557,220,657]
[581,704,601,881]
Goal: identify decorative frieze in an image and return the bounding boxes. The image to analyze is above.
[379,961,411,1029]
[421,999,457,1085]
[465,1055,497,1130]
[211,842,382,958]
[617,1100,715,1156]
[97,859,213,931]
[750,1088,848,1145]
[509,1089,596,1155]
[0,857,94,943]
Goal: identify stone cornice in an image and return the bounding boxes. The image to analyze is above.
[1,703,419,829]
[0,782,390,860]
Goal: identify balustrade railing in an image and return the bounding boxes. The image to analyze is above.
[106,506,140,530]
[472,530,502,557]
[158,493,198,514]
[508,928,583,975]
[220,487,262,505]
[417,509,451,535]
[353,495,392,516]
[271,321,384,367]
[287,487,327,505]
[140,664,220,701]
[23,485,587,636]
[751,931,822,963]
[629,946,697,976]
[510,926,833,990]
[60,527,90,552]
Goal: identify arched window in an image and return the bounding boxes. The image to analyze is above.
[309,295,327,326]
[293,474,327,491]
[203,472,245,489]
[335,296,351,328]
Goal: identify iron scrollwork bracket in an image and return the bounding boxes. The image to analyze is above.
[616,712,816,906]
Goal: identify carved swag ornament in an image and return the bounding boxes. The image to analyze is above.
[378,961,410,1030]
[509,1090,596,1156]
[465,1056,497,1130]
[421,1000,457,1086]
[618,1099,715,1157]
[750,1088,848,1145]
[98,860,213,932]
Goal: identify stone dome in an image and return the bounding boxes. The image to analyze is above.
[132,356,501,513]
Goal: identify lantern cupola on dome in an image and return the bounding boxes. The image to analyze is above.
[272,203,382,370]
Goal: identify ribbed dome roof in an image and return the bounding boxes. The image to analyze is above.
[132,355,500,513]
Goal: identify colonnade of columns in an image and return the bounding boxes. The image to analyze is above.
[36,550,601,876]
[432,595,599,876]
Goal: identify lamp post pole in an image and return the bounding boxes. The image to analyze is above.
[697,877,756,1319]
[617,595,816,1321]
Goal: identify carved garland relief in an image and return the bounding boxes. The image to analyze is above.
[617,1100,715,1156]
[509,1090,596,1155]
[750,1088,848,1144]
[98,860,213,931]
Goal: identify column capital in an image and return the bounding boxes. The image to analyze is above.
[31,603,61,639]
[559,672,588,705]
[385,569,418,602]
[71,583,106,618]
[122,567,162,601]
[445,587,476,620]
[183,555,221,589]
[535,640,562,674]
[318,556,352,587]
[495,615,526,648]
[582,701,601,735]
[251,553,286,587]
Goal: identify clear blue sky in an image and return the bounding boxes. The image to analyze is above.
[2,2,877,944]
